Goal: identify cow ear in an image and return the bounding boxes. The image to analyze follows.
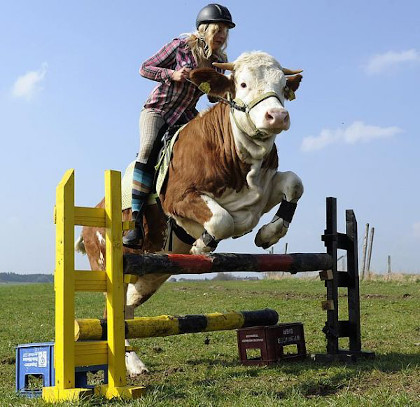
[286,74,303,92]
[189,68,233,97]
[285,74,303,101]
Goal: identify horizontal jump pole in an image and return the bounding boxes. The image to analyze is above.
[75,309,278,341]
[123,253,333,276]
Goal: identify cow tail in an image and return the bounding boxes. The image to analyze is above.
[75,234,86,254]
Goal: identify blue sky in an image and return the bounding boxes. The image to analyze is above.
[1,1,420,275]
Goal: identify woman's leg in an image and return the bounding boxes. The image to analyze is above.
[123,109,167,247]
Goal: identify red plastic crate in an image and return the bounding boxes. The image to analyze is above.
[237,323,306,365]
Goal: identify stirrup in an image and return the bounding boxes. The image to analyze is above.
[123,225,144,249]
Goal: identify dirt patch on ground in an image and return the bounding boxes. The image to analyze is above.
[361,293,389,299]
[0,356,14,365]
[346,370,420,399]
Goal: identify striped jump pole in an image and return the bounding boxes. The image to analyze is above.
[75,309,279,341]
[123,252,334,276]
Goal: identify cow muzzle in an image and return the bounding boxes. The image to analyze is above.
[262,108,290,131]
[230,92,288,139]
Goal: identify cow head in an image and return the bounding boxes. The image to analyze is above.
[190,51,302,140]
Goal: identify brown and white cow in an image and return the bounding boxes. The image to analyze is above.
[76,51,304,375]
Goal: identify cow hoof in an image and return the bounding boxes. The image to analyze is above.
[125,351,149,376]
[190,238,214,255]
[255,222,288,248]
[129,368,149,378]
[254,225,273,247]
[190,245,213,255]
[255,231,268,248]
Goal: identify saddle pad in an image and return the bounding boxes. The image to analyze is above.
[155,127,182,197]
[121,160,135,210]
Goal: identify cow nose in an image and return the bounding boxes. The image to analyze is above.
[264,108,289,128]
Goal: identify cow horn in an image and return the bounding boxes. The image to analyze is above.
[212,62,235,71]
[281,67,303,75]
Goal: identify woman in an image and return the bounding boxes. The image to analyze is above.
[123,4,235,248]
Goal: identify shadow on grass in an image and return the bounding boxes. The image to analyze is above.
[100,353,420,403]
[186,353,419,399]
[370,352,420,372]
[185,351,420,374]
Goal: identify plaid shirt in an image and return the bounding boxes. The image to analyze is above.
[140,37,224,126]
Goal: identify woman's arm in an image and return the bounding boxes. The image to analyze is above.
[139,38,181,83]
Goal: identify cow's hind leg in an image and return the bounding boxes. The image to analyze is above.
[255,171,303,248]
[124,273,170,377]
[169,193,234,254]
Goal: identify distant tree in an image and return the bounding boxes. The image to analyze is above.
[0,272,53,283]
[211,272,237,281]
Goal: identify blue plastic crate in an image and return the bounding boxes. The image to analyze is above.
[16,342,108,397]
[16,342,54,397]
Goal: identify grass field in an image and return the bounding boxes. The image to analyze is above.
[0,277,419,406]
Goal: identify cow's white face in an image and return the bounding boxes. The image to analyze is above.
[232,52,291,138]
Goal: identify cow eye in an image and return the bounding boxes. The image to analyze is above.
[240,82,247,88]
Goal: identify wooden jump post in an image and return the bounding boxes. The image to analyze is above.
[43,169,373,402]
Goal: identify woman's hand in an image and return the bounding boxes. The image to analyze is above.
[171,67,191,82]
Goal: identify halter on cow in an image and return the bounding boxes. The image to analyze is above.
[76,51,304,375]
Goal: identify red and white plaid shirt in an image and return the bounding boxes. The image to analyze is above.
[140,37,225,126]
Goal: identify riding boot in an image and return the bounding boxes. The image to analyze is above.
[123,206,145,248]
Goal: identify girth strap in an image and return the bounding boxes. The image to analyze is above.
[167,218,196,251]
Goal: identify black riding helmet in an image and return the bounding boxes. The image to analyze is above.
[196,4,235,29]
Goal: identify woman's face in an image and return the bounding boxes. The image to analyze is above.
[211,24,228,51]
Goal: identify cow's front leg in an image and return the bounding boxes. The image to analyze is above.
[169,194,234,255]
[192,195,235,254]
[255,171,303,249]
[124,274,170,377]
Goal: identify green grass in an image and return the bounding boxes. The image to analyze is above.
[0,278,419,406]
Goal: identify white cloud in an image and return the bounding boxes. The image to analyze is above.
[413,222,420,238]
[364,49,420,75]
[301,121,402,152]
[11,62,48,101]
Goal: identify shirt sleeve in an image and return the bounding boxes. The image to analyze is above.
[139,38,181,83]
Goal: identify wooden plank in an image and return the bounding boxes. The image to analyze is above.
[122,220,135,231]
[346,209,362,352]
[319,270,333,281]
[75,341,107,367]
[74,271,107,292]
[123,274,138,284]
[54,169,76,389]
[104,170,127,389]
[323,197,339,354]
[74,207,106,227]
[321,300,335,311]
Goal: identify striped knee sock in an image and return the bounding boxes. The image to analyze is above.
[132,162,153,213]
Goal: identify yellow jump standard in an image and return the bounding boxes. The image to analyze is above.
[43,169,144,402]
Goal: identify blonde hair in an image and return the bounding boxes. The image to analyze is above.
[187,23,228,67]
